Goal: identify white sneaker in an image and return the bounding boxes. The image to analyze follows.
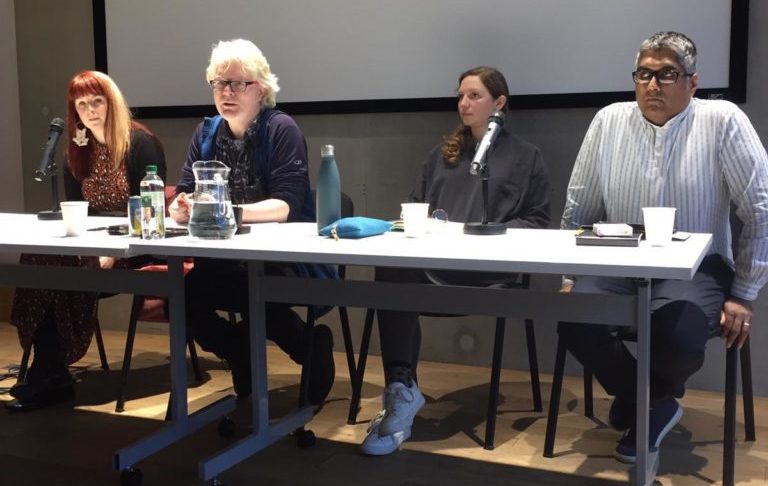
[360,411,411,456]
[378,381,425,436]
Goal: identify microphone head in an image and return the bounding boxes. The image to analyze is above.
[50,117,65,132]
[488,111,505,126]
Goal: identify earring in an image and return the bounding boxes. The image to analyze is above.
[72,125,89,147]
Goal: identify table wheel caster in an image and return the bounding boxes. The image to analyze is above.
[218,416,236,438]
[294,427,316,448]
[120,466,143,486]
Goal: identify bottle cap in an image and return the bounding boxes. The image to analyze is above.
[321,145,335,157]
[145,165,158,173]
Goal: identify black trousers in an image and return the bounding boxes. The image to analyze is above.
[184,258,307,364]
[375,266,518,381]
[557,254,733,403]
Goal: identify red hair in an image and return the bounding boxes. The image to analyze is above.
[66,70,136,180]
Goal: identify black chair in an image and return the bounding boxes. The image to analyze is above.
[114,283,228,413]
[544,327,755,486]
[546,213,756,486]
[348,273,542,451]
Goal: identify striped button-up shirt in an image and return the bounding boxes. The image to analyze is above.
[562,98,768,300]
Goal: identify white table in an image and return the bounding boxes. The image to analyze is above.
[0,213,237,483]
[132,222,712,486]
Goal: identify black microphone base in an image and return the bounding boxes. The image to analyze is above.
[37,210,63,221]
[463,222,506,235]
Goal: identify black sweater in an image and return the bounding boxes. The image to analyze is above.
[63,129,167,204]
[411,126,551,228]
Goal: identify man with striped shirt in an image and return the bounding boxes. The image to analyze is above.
[558,32,768,463]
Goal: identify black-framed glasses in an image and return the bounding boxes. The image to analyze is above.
[209,79,257,92]
[632,68,692,85]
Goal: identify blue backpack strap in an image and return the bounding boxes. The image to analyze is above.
[199,115,225,160]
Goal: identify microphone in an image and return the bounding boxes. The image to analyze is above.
[34,117,65,181]
[469,111,505,176]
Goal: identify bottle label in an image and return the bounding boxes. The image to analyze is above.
[140,193,165,239]
[127,196,142,236]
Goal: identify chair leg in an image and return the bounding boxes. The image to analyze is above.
[187,338,203,382]
[17,345,32,384]
[740,337,756,442]
[583,367,594,418]
[524,318,542,412]
[93,320,110,372]
[298,307,317,408]
[484,317,506,450]
[338,306,357,396]
[348,308,375,425]
[544,338,567,458]
[116,295,144,413]
[723,345,738,486]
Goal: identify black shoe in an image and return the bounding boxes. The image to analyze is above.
[5,383,75,413]
[307,325,335,405]
[608,397,634,431]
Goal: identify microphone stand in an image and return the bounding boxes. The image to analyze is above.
[463,159,505,235]
[36,158,63,220]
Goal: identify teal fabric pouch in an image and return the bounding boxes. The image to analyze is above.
[319,217,393,239]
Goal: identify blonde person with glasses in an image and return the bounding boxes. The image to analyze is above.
[168,39,336,404]
[361,66,552,455]
[559,31,768,463]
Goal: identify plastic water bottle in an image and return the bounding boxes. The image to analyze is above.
[139,165,165,239]
[316,144,341,232]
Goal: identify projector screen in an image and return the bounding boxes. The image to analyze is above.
[94,0,748,117]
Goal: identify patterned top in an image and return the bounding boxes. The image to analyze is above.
[11,130,165,366]
[561,98,768,300]
[80,142,130,212]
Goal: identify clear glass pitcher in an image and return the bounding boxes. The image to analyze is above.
[188,160,236,239]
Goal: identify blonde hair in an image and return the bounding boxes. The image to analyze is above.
[205,39,280,108]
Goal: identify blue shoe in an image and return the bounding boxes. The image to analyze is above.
[614,397,682,464]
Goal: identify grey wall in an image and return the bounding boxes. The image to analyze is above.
[0,0,23,213]
[12,0,768,395]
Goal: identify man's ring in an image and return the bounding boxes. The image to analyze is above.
[744,322,751,327]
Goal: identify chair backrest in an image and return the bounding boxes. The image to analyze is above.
[340,191,354,218]
[311,189,355,219]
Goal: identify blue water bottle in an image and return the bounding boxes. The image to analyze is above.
[316,144,341,232]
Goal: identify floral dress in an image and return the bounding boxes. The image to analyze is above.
[10,143,131,365]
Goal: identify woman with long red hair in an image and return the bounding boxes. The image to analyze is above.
[6,70,165,412]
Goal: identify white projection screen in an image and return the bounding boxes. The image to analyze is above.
[94,0,748,117]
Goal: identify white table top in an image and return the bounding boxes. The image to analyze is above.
[0,213,131,258]
[130,222,713,280]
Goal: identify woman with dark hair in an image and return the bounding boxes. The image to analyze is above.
[6,70,166,412]
[360,66,551,455]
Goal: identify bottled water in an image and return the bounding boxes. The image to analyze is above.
[139,165,165,239]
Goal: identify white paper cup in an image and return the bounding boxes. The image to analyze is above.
[642,207,676,246]
[60,201,90,236]
[400,202,429,237]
